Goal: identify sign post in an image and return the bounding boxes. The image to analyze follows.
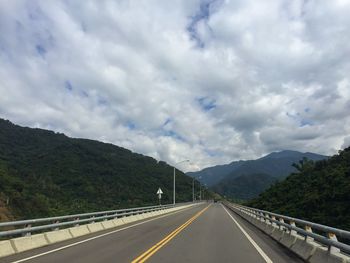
[157,188,163,205]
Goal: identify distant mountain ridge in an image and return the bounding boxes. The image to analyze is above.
[187,160,245,186]
[188,150,328,200]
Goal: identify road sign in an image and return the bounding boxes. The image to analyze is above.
[157,188,163,195]
[157,188,163,205]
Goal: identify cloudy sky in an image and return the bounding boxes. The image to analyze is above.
[1,0,350,171]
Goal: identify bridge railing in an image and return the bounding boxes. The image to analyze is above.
[0,204,175,238]
[225,202,350,256]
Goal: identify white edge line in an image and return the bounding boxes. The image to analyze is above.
[221,204,273,263]
[10,205,198,263]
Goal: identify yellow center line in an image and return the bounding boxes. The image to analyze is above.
[131,205,211,263]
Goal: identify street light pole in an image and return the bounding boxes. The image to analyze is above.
[173,166,175,205]
[173,159,189,205]
[192,177,195,202]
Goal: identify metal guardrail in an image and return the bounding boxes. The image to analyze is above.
[0,204,175,238]
[225,202,350,256]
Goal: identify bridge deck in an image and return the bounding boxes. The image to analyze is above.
[2,203,303,263]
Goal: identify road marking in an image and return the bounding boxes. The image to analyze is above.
[222,204,273,263]
[9,205,200,263]
[132,205,210,263]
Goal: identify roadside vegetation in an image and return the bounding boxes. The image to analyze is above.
[247,148,350,230]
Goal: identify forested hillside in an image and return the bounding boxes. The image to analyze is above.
[247,148,350,230]
[189,150,327,200]
[212,173,277,200]
[187,161,245,186]
[0,119,203,220]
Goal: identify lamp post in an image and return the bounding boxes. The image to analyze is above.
[192,177,195,202]
[173,159,190,205]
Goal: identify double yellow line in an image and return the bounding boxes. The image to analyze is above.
[131,205,210,263]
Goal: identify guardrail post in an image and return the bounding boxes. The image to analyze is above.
[259,212,264,222]
[279,218,285,231]
[327,233,340,254]
[74,217,80,227]
[304,226,314,242]
[249,209,254,217]
[290,221,297,235]
[265,214,271,224]
[52,220,60,231]
[270,216,276,227]
[23,224,32,236]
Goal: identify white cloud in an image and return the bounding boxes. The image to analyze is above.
[1,0,350,171]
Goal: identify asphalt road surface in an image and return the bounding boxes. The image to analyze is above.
[2,203,304,263]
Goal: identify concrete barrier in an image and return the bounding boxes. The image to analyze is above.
[134,214,144,220]
[10,234,49,253]
[101,220,116,229]
[0,203,198,259]
[0,240,16,258]
[227,205,350,263]
[309,247,350,263]
[112,218,125,226]
[271,228,285,241]
[280,232,299,248]
[87,222,104,233]
[129,215,138,222]
[142,213,151,218]
[262,224,276,235]
[290,238,321,261]
[69,225,90,237]
[256,220,267,231]
[45,229,73,244]
[123,215,137,223]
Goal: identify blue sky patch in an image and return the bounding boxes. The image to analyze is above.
[187,0,222,48]
[300,119,313,127]
[81,90,89,98]
[127,121,136,130]
[98,98,108,106]
[36,44,46,58]
[205,149,219,157]
[187,1,212,48]
[197,97,216,111]
[64,80,73,91]
[163,118,172,127]
[162,129,185,142]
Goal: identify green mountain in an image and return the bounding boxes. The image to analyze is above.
[0,118,203,220]
[247,148,350,230]
[212,173,277,200]
[227,150,327,179]
[188,150,327,200]
[187,161,245,186]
